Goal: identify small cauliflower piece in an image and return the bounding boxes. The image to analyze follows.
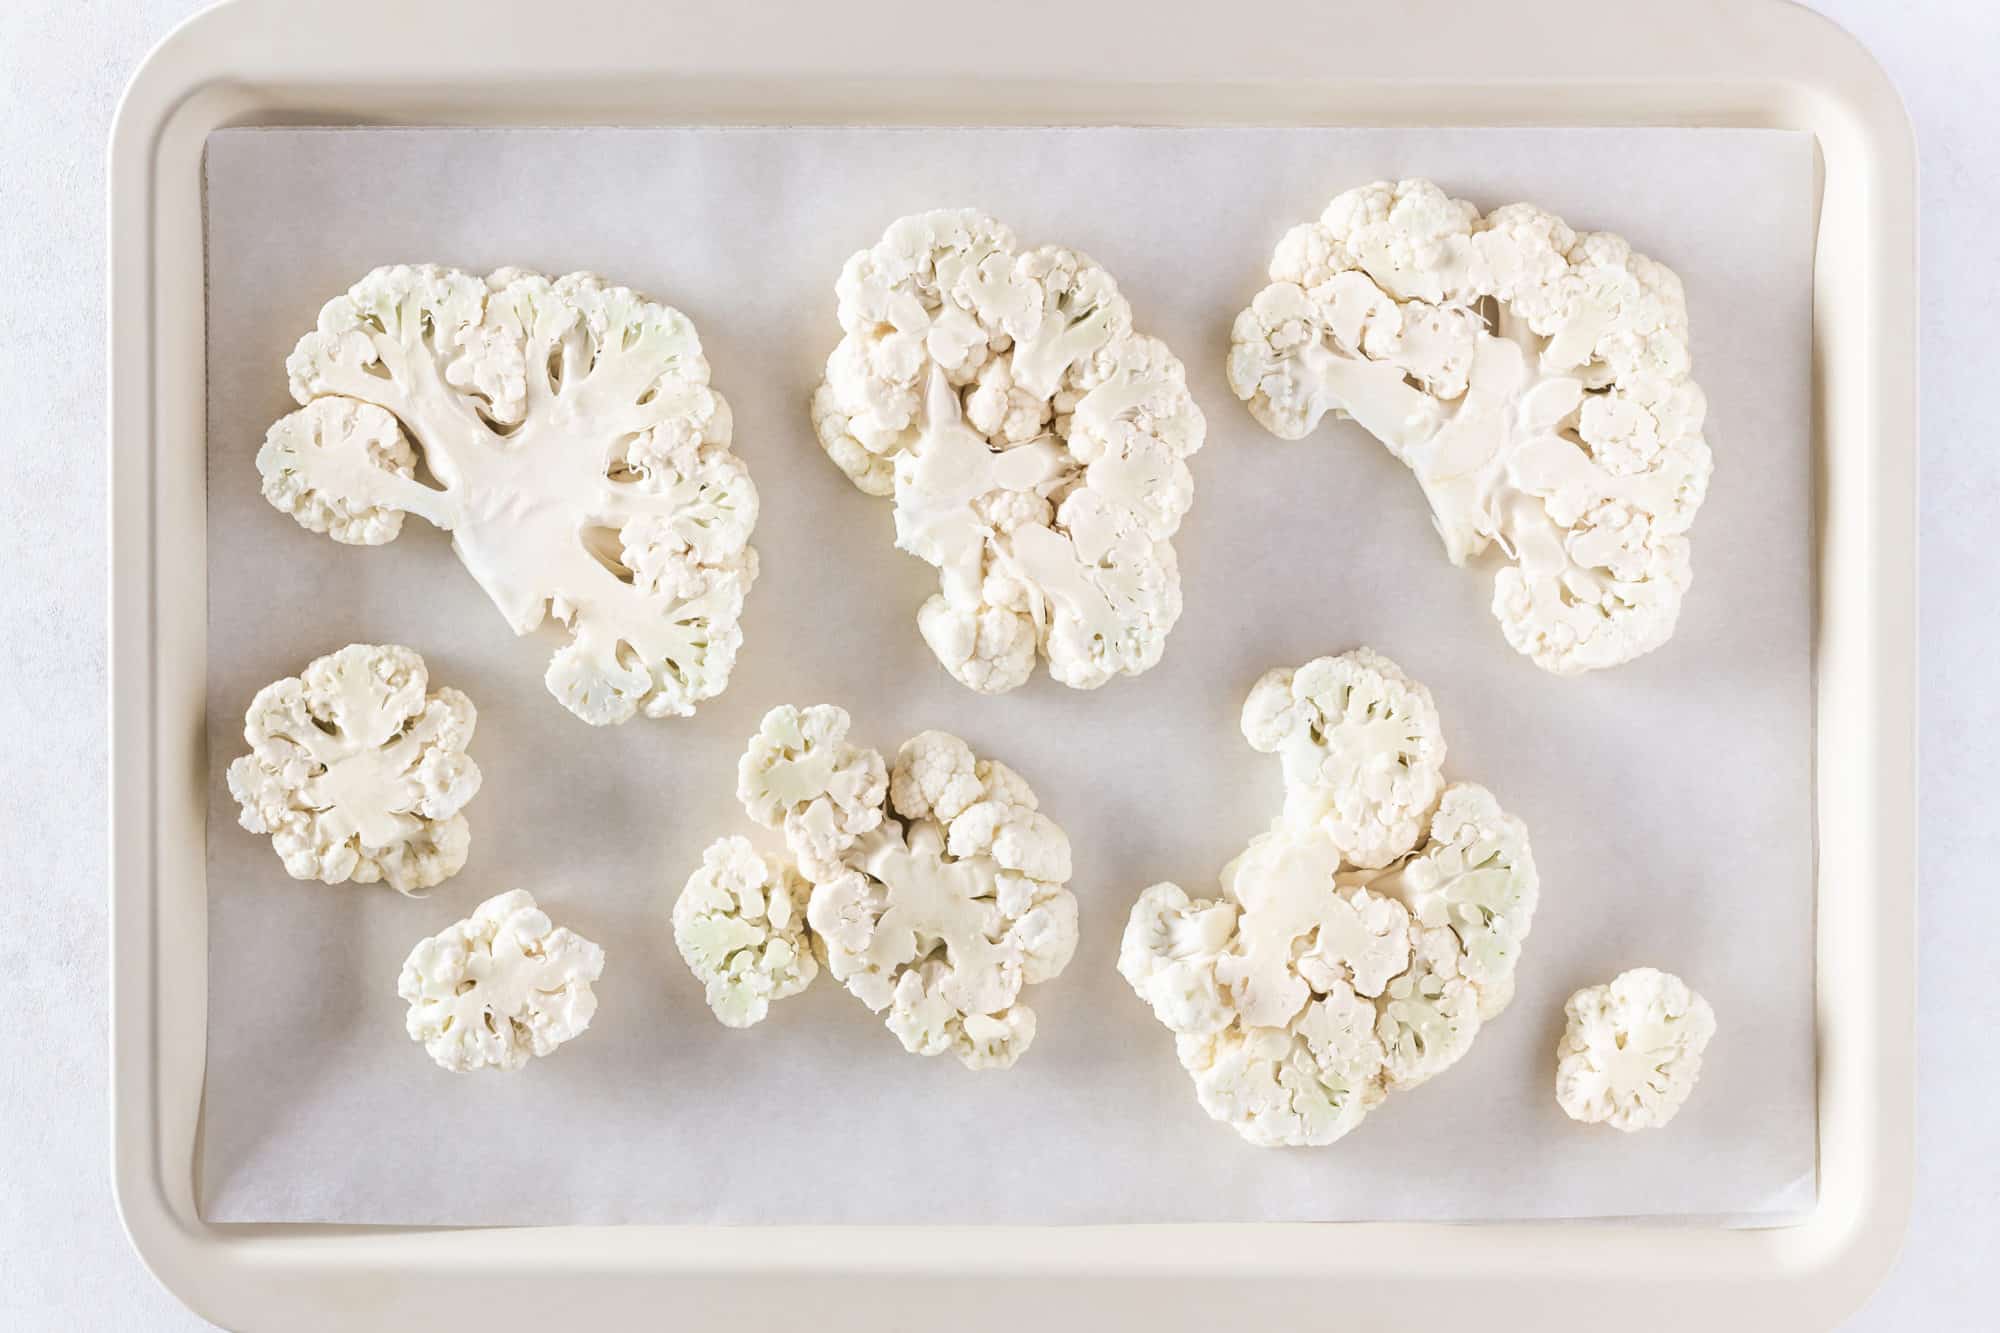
[1241,647,1447,869]
[398,889,604,1072]
[673,836,817,1028]
[1230,181,1713,673]
[224,643,481,894]
[813,210,1205,695]
[737,704,888,882]
[794,728,1078,1070]
[1119,650,1538,1145]
[1556,967,1716,1131]
[260,265,759,725]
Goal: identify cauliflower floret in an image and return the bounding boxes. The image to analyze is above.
[1174,985,1388,1148]
[737,704,888,882]
[1392,783,1539,1009]
[800,729,1078,1070]
[262,264,759,725]
[1230,180,1713,674]
[1118,882,1241,1035]
[398,889,604,1072]
[814,210,1205,695]
[1241,648,1447,868]
[224,643,481,894]
[1556,967,1716,1131]
[672,837,817,1029]
[1120,650,1539,1145]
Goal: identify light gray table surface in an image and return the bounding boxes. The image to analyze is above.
[1,0,1982,1327]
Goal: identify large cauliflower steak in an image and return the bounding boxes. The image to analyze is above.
[812,210,1206,694]
[1229,181,1713,674]
[225,642,481,894]
[1556,967,1716,1131]
[399,889,605,1073]
[260,264,760,725]
[1119,648,1538,1146]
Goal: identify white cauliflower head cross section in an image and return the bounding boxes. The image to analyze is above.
[1229,181,1713,673]
[224,643,481,895]
[1556,967,1716,1131]
[261,265,759,725]
[398,889,605,1073]
[1120,649,1539,1145]
[812,210,1206,694]
[802,729,1078,1070]
[673,836,818,1029]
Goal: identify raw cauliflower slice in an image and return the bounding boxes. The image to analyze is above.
[812,210,1205,695]
[737,704,888,883]
[260,264,759,725]
[224,643,481,894]
[801,729,1077,1070]
[1119,650,1538,1145]
[1174,984,1388,1149]
[673,836,817,1028]
[1230,180,1713,673]
[398,889,605,1072]
[1556,967,1716,1131]
[1241,647,1447,868]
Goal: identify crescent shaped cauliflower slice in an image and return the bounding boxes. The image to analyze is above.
[1120,650,1538,1145]
[737,704,888,883]
[398,889,605,1072]
[1241,647,1447,869]
[812,210,1205,695]
[1229,180,1713,674]
[224,643,481,895]
[673,836,818,1029]
[1556,967,1716,1131]
[260,264,758,726]
[800,729,1078,1070]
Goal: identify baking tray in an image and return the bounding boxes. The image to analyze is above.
[107,0,1916,1327]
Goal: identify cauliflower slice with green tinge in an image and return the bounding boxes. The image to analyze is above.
[813,210,1205,695]
[737,703,888,883]
[260,264,758,726]
[398,889,604,1072]
[1556,967,1716,1131]
[1120,649,1537,1145]
[1230,180,1712,674]
[673,836,818,1028]
[224,642,481,895]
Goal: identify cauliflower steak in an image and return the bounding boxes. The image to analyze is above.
[1120,648,1538,1146]
[813,211,1205,694]
[259,265,759,725]
[1230,181,1712,673]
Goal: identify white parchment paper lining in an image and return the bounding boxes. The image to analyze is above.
[200,127,1816,1226]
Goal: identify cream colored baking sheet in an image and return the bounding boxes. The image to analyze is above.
[199,126,1814,1225]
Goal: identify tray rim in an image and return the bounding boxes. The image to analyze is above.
[107,0,1917,1329]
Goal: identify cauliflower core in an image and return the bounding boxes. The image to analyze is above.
[225,643,481,895]
[1229,181,1713,674]
[812,210,1206,694]
[260,265,759,725]
[1555,967,1715,1131]
[673,836,818,1028]
[1120,649,1537,1146]
[398,889,605,1073]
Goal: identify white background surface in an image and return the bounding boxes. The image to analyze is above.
[196,126,1813,1227]
[0,0,1985,1325]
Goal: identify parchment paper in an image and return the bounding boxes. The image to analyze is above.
[200,127,1816,1226]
